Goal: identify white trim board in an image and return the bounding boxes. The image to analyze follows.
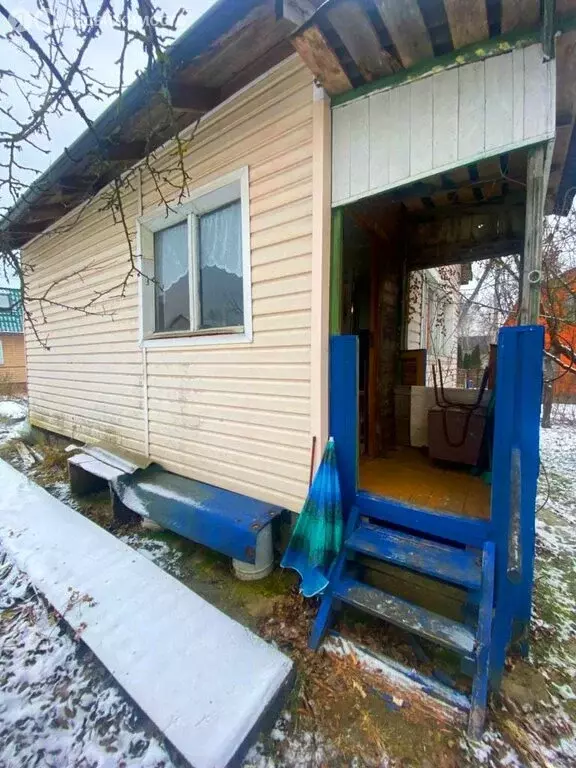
[136,165,253,349]
[0,459,293,768]
[331,44,556,208]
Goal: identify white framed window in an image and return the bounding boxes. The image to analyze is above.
[0,340,4,366]
[0,294,11,312]
[138,166,252,348]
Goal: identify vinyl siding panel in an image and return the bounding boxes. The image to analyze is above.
[23,58,314,511]
[332,43,556,206]
[0,334,26,386]
[24,185,143,452]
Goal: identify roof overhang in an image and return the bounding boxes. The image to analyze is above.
[0,0,301,250]
[281,0,576,215]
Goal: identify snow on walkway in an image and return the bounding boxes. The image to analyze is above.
[0,458,293,768]
[2,398,576,767]
[0,549,176,767]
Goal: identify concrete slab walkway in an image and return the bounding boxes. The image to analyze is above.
[0,459,293,768]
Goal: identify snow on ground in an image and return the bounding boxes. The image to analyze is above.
[0,404,181,767]
[535,421,576,658]
[119,534,183,577]
[1,396,576,767]
[460,414,576,767]
[0,399,27,421]
[0,549,179,768]
[0,398,27,446]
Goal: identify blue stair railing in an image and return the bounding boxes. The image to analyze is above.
[313,327,544,738]
[489,324,544,678]
[309,506,496,738]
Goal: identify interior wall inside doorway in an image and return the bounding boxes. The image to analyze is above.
[342,206,405,458]
[340,209,479,462]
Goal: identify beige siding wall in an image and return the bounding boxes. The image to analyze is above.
[0,334,26,386]
[23,58,314,512]
[23,188,144,451]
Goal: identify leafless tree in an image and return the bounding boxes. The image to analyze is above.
[0,0,193,345]
[456,209,576,427]
[407,199,576,427]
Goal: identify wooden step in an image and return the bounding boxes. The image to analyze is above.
[346,523,482,590]
[334,577,476,656]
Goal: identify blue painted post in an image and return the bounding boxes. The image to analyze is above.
[329,335,358,519]
[489,325,544,680]
[513,325,544,641]
[469,541,496,738]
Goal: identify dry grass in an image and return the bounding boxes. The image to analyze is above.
[258,591,461,767]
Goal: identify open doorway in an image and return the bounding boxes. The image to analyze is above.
[336,150,526,520]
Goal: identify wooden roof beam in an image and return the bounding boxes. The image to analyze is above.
[443,0,489,49]
[291,24,352,94]
[408,194,526,222]
[59,174,99,192]
[2,219,49,248]
[408,239,524,270]
[501,0,540,33]
[167,82,221,114]
[372,0,433,68]
[326,1,399,80]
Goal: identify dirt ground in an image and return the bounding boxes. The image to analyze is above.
[1,400,575,767]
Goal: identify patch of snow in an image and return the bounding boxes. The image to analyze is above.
[112,481,149,517]
[244,727,338,768]
[0,399,27,421]
[325,634,468,718]
[461,730,523,768]
[120,534,182,576]
[555,683,576,701]
[0,550,177,767]
[43,479,75,506]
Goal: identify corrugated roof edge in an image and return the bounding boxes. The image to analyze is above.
[0,287,23,334]
[0,0,258,240]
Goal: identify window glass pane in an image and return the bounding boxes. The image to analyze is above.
[0,295,10,311]
[154,220,190,332]
[199,201,243,329]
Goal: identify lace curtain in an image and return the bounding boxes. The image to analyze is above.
[199,201,242,277]
[154,220,189,291]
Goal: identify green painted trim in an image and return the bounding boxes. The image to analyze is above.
[329,207,344,335]
[332,15,576,108]
[332,29,540,107]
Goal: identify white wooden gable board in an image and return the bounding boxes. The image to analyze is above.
[331,43,556,207]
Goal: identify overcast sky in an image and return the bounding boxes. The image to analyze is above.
[0,0,216,286]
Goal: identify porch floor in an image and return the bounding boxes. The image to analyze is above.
[359,447,491,520]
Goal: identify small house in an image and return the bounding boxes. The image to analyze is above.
[2,0,576,731]
[0,287,25,394]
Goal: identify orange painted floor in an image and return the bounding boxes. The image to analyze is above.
[359,447,491,520]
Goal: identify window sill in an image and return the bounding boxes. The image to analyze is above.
[141,326,252,349]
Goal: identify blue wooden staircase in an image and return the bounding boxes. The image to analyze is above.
[309,506,496,737]
[317,326,544,738]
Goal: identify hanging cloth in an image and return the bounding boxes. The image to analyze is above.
[281,437,344,598]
